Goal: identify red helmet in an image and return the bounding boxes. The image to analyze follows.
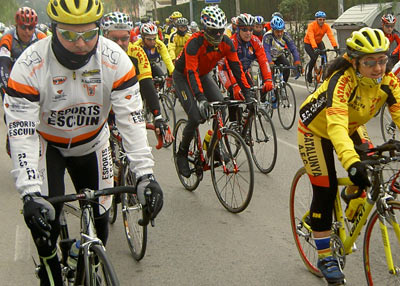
[15,7,38,27]
[382,14,396,25]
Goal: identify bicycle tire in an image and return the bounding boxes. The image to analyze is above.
[305,63,317,94]
[173,119,201,191]
[363,200,400,285]
[120,164,147,261]
[380,102,398,142]
[210,128,254,213]
[277,83,296,130]
[108,195,118,224]
[84,244,119,285]
[249,108,277,174]
[159,94,176,147]
[289,167,323,277]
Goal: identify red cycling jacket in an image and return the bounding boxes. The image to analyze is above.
[380,28,400,58]
[175,31,250,99]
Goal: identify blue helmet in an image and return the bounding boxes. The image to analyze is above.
[270,16,285,30]
[315,11,326,18]
[254,16,264,25]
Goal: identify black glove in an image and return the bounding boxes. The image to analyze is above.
[296,64,302,76]
[154,116,167,135]
[137,175,163,220]
[313,48,320,56]
[347,161,371,190]
[23,193,55,238]
[244,90,256,111]
[197,98,210,121]
[334,46,340,57]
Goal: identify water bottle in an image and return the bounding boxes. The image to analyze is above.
[345,191,366,222]
[67,240,80,270]
[203,130,213,151]
[271,93,277,109]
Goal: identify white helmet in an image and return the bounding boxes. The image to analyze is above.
[101,12,133,31]
[200,5,227,29]
[140,22,158,35]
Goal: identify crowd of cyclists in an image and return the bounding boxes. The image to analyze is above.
[2,0,400,284]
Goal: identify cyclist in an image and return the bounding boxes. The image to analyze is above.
[225,16,237,38]
[304,10,339,83]
[253,16,265,42]
[263,16,302,83]
[134,22,174,78]
[101,11,173,144]
[265,11,283,32]
[165,11,182,45]
[219,13,273,101]
[189,21,199,33]
[5,0,163,284]
[380,14,400,65]
[297,27,400,285]
[173,5,252,178]
[168,17,191,63]
[0,7,46,99]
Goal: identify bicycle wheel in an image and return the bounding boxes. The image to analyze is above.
[363,200,400,285]
[289,167,323,277]
[380,103,398,142]
[249,108,277,174]
[277,83,296,130]
[120,164,147,261]
[305,63,317,94]
[84,244,119,285]
[173,119,202,191]
[159,94,176,148]
[210,128,254,213]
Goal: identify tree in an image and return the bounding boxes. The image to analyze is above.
[279,0,309,64]
[1,0,19,25]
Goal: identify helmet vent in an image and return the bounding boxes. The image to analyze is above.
[361,31,373,46]
[86,0,93,13]
[374,30,382,46]
[60,0,71,14]
[50,4,58,17]
[355,39,363,47]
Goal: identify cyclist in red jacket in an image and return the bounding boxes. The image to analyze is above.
[173,5,252,178]
[380,14,400,65]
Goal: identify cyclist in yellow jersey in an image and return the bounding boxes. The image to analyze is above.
[297,27,400,285]
[168,17,191,63]
[165,11,181,45]
[101,12,173,143]
[134,22,174,78]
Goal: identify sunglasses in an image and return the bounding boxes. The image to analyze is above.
[144,37,157,41]
[20,25,35,31]
[385,24,395,28]
[109,36,130,42]
[206,28,225,37]
[240,27,254,32]
[57,27,99,42]
[360,57,388,68]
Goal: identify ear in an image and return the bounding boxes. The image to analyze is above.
[350,58,357,69]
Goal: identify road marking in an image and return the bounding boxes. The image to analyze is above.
[15,224,31,261]
[277,137,298,150]
[289,81,307,90]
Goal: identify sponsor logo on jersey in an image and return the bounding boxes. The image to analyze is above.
[101,146,113,180]
[82,69,100,77]
[47,104,101,128]
[20,51,42,66]
[130,109,144,124]
[81,78,101,84]
[102,45,120,65]
[8,120,36,137]
[83,83,97,97]
[54,90,67,101]
[53,76,67,85]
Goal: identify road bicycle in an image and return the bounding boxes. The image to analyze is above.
[290,140,400,285]
[226,87,278,174]
[34,186,137,285]
[305,48,338,93]
[173,99,254,213]
[380,102,399,142]
[260,64,298,130]
[107,124,152,261]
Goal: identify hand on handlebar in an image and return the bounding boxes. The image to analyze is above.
[23,193,55,239]
[263,80,274,93]
[154,116,174,147]
[313,48,320,56]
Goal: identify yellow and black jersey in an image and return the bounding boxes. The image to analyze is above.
[168,31,192,60]
[298,67,400,170]
[127,43,152,81]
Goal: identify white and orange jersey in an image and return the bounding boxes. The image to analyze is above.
[392,60,400,78]
[4,36,154,197]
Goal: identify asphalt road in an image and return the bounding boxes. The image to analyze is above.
[0,77,388,285]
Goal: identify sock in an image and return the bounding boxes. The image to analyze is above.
[39,250,63,286]
[314,236,332,259]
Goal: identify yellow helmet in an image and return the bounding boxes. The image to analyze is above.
[346,27,389,58]
[170,11,182,19]
[47,0,104,24]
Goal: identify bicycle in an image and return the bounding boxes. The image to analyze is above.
[380,102,399,142]
[107,123,152,261]
[34,186,138,285]
[290,140,400,285]
[261,64,298,130]
[173,99,254,213]
[305,48,338,93]
[227,87,278,174]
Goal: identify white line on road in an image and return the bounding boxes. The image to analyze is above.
[14,224,31,261]
[277,137,298,150]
